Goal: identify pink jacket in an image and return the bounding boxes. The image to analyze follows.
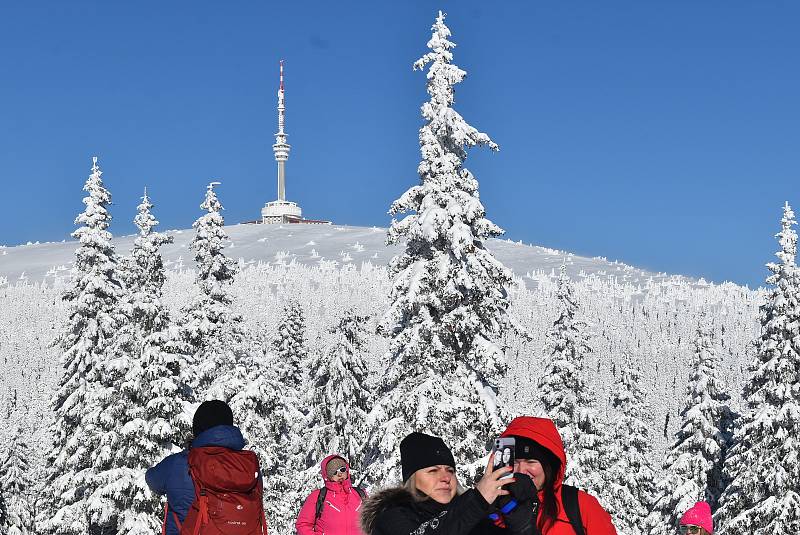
[296,455,366,535]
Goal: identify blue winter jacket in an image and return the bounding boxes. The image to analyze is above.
[145,425,246,535]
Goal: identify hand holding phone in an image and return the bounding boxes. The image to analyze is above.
[493,437,516,480]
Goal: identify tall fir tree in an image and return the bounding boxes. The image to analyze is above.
[88,190,187,535]
[364,10,514,486]
[605,354,656,535]
[539,265,608,496]
[0,425,32,535]
[305,311,372,476]
[716,202,800,534]
[121,188,174,335]
[232,343,304,534]
[45,157,126,535]
[271,300,307,391]
[646,319,735,535]
[181,182,242,400]
[0,485,8,535]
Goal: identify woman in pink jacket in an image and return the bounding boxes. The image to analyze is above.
[296,455,366,535]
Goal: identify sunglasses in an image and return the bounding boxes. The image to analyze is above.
[332,466,347,475]
[679,526,702,534]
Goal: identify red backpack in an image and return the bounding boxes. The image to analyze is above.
[164,447,268,535]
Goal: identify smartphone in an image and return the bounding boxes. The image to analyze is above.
[493,437,515,479]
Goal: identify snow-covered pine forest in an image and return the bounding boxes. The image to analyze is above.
[1,11,799,535]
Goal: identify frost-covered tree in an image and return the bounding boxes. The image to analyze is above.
[0,426,32,535]
[538,265,607,495]
[121,188,174,335]
[365,10,514,486]
[646,319,735,535]
[231,348,304,535]
[0,486,8,535]
[272,300,307,391]
[87,190,186,535]
[605,354,656,535]
[305,311,372,474]
[45,157,125,535]
[716,202,800,535]
[181,182,242,399]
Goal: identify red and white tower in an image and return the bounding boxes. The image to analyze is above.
[262,60,302,223]
[273,60,290,201]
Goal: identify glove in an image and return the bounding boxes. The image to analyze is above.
[507,473,536,503]
[493,472,536,511]
[502,474,540,535]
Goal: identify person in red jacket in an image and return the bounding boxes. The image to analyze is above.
[297,455,366,535]
[500,416,617,535]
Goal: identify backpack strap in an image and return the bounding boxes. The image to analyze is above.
[313,487,329,531]
[354,487,366,501]
[561,485,585,535]
[188,460,209,535]
[162,503,169,535]
[162,502,182,535]
[259,478,268,535]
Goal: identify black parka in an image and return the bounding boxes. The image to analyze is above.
[360,487,503,535]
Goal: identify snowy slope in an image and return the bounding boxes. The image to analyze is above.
[0,222,759,481]
[0,223,688,288]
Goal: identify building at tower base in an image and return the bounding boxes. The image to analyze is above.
[261,200,301,224]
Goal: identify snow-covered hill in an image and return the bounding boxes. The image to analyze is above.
[0,222,760,506]
[0,223,691,289]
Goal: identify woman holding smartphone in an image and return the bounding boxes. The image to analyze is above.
[360,432,521,535]
[499,416,617,535]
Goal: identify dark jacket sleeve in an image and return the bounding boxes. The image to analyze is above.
[376,490,493,535]
[145,456,171,495]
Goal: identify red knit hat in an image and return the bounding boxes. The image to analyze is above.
[679,501,713,534]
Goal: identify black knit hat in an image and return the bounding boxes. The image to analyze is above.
[193,400,234,437]
[400,432,456,482]
[513,435,561,471]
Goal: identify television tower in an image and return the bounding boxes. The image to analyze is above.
[261,60,303,223]
[273,60,290,201]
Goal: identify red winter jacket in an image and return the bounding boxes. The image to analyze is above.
[296,455,366,535]
[501,417,617,535]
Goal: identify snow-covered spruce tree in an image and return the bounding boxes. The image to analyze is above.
[605,354,656,535]
[716,202,800,535]
[365,11,515,486]
[181,182,243,400]
[0,425,32,535]
[645,319,735,535]
[272,299,307,391]
[231,347,305,535]
[87,190,188,535]
[0,486,8,535]
[538,265,608,497]
[121,188,174,335]
[45,157,126,535]
[302,345,331,470]
[305,311,372,474]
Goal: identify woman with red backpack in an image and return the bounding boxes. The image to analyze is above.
[296,455,366,535]
[498,416,617,535]
[145,400,267,535]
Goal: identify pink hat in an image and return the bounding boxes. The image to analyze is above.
[680,501,713,534]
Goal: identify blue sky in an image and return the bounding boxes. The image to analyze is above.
[0,2,798,287]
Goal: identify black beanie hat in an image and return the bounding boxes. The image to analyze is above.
[513,435,561,471]
[400,432,456,482]
[193,400,234,437]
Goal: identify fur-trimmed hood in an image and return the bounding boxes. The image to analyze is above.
[360,487,417,535]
